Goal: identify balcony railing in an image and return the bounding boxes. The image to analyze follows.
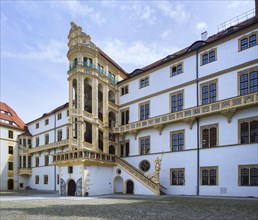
[19,168,32,176]
[114,92,258,134]
[68,61,118,85]
[29,139,69,154]
[52,149,116,166]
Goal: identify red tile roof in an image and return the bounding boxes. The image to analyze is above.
[120,16,258,82]
[0,102,26,130]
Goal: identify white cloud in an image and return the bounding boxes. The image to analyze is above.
[2,40,67,64]
[227,1,249,9]
[120,2,157,24]
[99,39,178,70]
[196,22,207,31]
[160,29,173,40]
[156,2,190,24]
[58,1,106,25]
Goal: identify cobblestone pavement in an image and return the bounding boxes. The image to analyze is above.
[0,191,257,220]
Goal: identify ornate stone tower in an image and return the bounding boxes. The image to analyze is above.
[67,22,127,155]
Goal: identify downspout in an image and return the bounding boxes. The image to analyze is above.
[196,49,200,196]
[54,113,57,191]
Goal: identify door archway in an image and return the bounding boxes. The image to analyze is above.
[126,180,134,194]
[67,179,76,196]
[8,179,14,190]
[114,176,123,193]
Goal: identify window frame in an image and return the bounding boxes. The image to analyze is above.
[35,157,39,167]
[57,129,63,142]
[170,62,184,77]
[238,116,258,144]
[139,76,149,89]
[139,136,151,155]
[45,155,49,166]
[200,166,218,186]
[35,137,40,147]
[120,85,129,96]
[45,118,49,125]
[200,48,217,65]
[238,31,258,51]
[44,175,48,184]
[170,168,185,185]
[57,112,62,120]
[68,166,73,174]
[45,133,49,145]
[238,67,258,96]
[35,175,39,184]
[200,79,218,105]
[36,123,39,129]
[8,130,14,139]
[238,164,258,186]
[200,124,219,148]
[8,146,14,155]
[138,101,150,121]
[170,130,185,152]
[8,161,13,170]
[120,107,130,125]
[169,90,184,113]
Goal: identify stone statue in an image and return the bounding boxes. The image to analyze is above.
[154,156,161,183]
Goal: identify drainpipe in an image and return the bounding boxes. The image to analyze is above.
[54,113,57,191]
[196,49,200,196]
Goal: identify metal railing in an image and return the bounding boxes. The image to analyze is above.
[217,9,255,32]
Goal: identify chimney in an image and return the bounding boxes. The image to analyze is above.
[201,31,208,41]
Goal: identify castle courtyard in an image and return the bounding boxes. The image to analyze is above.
[0,191,257,220]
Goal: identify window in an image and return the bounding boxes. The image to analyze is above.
[171,130,184,151]
[28,156,31,168]
[8,130,13,139]
[8,146,13,154]
[139,101,150,120]
[57,174,60,185]
[57,130,62,141]
[67,127,69,139]
[170,90,183,112]
[239,165,258,186]
[20,183,24,188]
[170,63,183,77]
[200,80,217,105]
[139,136,150,155]
[170,168,185,185]
[200,167,218,185]
[23,139,26,147]
[36,137,40,147]
[35,157,39,167]
[8,161,13,170]
[239,117,258,144]
[57,113,62,120]
[45,155,49,166]
[120,141,130,157]
[139,77,149,88]
[36,123,39,129]
[121,85,129,96]
[139,160,151,172]
[68,166,73,174]
[241,38,248,50]
[239,68,258,95]
[201,48,217,65]
[45,119,49,125]
[28,139,32,148]
[45,134,49,145]
[44,175,48,184]
[67,110,69,117]
[35,175,39,184]
[249,35,257,47]
[239,32,257,51]
[201,124,218,148]
[120,108,129,125]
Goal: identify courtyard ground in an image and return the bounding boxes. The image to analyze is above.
[0,191,257,220]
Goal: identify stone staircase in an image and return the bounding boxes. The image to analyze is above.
[115,157,166,195]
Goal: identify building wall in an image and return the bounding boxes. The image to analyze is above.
[0,126,22,190]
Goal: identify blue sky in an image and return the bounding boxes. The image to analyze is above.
[1,0,255,123]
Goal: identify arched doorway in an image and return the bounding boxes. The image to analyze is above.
[109,145,115,155]
[126,180,134,194]
[67,179,76,196]
[114,176,123,193]
[8,179,14,190]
